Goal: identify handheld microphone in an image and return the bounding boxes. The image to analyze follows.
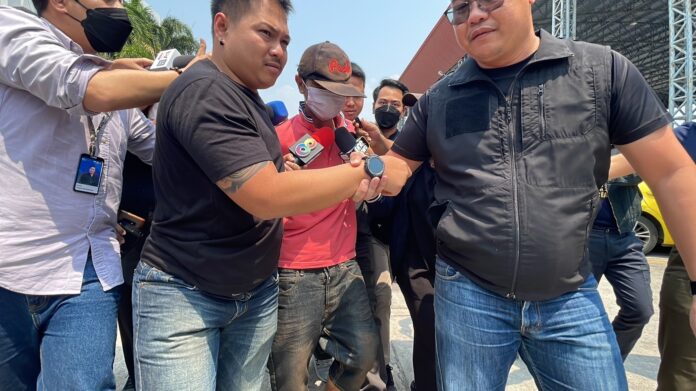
[265,101,288,126]
[335,127,369,162]
[289,128,334,167]
[150,49,194,71]
[172,55,195,69]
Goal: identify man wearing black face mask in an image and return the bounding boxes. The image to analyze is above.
[0,1,205,390]
[373,80,409,139]
[361,79,409,157]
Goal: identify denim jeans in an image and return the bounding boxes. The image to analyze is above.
[588,228,654,359]
[132,261,278,391]
[356,235,392,390]
[0,258,120,391]
[434,258,627,391]
[268,260,378,391]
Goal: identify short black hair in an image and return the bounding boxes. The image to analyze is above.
[211,0,293,25]
[32,0,48,16]
[373,79,409,102]
[350,62,366,84]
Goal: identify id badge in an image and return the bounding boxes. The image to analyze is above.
[73,154,104,195]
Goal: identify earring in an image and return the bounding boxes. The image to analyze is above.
[219,40,224,46]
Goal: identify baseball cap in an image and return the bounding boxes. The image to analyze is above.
[298,41,363,97]
[402,92,423,107]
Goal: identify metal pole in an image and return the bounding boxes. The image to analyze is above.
[669,0,695,124]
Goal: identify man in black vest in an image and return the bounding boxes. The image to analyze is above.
[387,0,696,389]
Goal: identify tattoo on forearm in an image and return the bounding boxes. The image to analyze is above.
[217,161,269,194]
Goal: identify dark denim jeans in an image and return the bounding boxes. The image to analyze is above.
[132,261,278,391]
[588,228,654,359]
[0,258,121,391]
[657,247,696,390]
[434,258,627,391]
[268,260,378,391]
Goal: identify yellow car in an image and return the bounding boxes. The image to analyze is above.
[636,182,675,254]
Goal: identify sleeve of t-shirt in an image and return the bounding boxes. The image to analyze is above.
[171,78,273,184]
[126,109,156,165]
[0,8,108,116]
[609,51,672,145]
[391,92,431,161]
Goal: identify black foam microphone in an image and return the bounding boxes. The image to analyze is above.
[334,127,369,162]
[172,55,195,70]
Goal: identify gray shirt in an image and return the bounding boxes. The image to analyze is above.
[0,6,155,295]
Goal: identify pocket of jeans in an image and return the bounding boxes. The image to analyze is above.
[434,258,461,281]
[340,260,365,280]
[137,262,198,291]
[278,269,298,295]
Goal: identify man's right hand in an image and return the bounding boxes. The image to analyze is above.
[381,155,411,196]
[181,39,209,73]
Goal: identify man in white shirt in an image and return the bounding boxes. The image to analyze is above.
[0,1,202,389]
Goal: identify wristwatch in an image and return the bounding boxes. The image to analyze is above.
[363,155,385,178]
[691,281,696,296]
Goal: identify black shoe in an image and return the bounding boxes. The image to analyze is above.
[386,364,395,387]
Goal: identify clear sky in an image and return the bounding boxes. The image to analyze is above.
[145,0,450,120]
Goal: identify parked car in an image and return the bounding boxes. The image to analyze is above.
[636,182,674,254]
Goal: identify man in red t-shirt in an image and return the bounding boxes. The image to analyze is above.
[268,42,378,391]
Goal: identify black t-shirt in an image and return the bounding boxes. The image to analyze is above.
[394,50,672,160]
[140,59,284,297]
[479,55,532,95]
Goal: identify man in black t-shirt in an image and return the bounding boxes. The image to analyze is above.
[131,1,411,390]
[385,1,696,390]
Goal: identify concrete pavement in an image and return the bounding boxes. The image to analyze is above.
[114,252,670,390]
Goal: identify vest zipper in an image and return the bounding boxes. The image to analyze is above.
[505,94,520,301]
[538,84,546,137]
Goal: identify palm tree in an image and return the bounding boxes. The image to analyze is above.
[158,17,198,56]
[115,0,197,59]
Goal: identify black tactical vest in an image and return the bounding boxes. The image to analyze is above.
[427,30,612,300]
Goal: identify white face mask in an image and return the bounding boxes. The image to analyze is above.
[305,85,346,121]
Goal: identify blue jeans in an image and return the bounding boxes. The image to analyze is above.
[434,258,627,391]
[268,260,378,391]
[132,261,278,391]
[0,258,120,391]
[588,228,654,359]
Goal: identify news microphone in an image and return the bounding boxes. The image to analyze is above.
[289,128,334,167]
[335,127,369,162]
[172,54,194,69]
[150,49,193,71]
[265,101,288,126]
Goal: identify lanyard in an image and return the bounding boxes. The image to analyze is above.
[87,112,113,156]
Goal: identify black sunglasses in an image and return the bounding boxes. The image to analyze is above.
[444,0,505,25]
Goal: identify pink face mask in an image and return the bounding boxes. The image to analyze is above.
[305,85,346,121]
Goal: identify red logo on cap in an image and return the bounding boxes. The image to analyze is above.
[328,59,351,75]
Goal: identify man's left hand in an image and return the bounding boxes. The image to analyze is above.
[109,58,153,71]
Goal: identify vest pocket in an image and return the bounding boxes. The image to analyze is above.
[445,89,494,138]
[536,65,597,140]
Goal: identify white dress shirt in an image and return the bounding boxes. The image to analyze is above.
[0,6,155,295]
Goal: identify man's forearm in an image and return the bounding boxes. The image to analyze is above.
[650,165,696,280]
[84,69,178,113]
[370,134,394,155]
[608,153,635,179]
[221,162,368,220]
